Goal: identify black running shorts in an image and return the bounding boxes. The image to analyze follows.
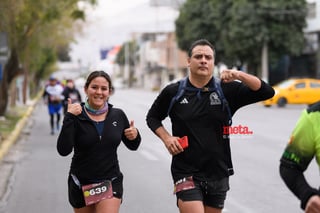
[176,177,229,209]
[67,174,123,208]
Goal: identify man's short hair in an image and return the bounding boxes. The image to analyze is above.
[188,39,215,57]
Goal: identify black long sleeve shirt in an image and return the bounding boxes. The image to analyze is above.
[146,77,275,182]
[57,103,141,182]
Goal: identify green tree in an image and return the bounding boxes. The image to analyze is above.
[175,0,307,79]
[116,41,138,87]
[0,0,96,116]
[175,0,232,63]
[116,41,137,66]
[223,0,307,79]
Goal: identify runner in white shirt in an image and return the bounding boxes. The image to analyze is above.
[43,76,64,135]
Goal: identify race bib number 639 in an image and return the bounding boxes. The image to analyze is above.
[82,180,113,206]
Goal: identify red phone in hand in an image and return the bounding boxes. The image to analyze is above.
[178,136,188,149]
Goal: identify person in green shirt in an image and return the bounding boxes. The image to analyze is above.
[280,101,320,213]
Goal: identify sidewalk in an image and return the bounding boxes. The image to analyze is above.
[0,99,38,211]
[0,93,41,162]
[0,99,72,212]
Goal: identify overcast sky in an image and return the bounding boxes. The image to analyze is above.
[70,0,179,66]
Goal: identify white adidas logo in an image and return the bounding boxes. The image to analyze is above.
[180,98,188,104]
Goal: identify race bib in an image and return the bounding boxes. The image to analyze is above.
[173,176,195,194]
[82,180,113,206]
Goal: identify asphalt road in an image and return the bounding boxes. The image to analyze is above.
[0,88,318,213]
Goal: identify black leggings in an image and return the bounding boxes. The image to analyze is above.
[50,113,60,130]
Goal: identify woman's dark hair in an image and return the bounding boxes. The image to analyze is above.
[188,39,215,58]
[85,71,113,92]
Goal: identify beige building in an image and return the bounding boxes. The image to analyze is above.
[132,32,188,91]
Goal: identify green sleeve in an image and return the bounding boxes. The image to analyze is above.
[281,110,320,171]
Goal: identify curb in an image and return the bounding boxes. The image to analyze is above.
[0,92,42,162]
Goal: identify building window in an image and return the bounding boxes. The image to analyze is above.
[307,2,316,19]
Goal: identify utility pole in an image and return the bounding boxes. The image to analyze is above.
[317,32,320,78]
[261,42,269,83]
[124,42,130,87]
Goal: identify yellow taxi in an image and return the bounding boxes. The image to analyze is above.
[262,78,320,107]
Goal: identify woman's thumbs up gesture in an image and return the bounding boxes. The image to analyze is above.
[67,98,82,115]
[124,120,138,140]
